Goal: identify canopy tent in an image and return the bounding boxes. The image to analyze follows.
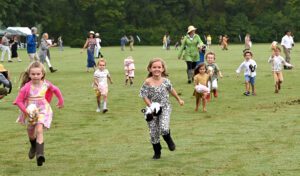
[6,27,31,36]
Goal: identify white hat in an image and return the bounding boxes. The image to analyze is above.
[95,33,99,37]
[187,25,197,33]
[89,31,95,34]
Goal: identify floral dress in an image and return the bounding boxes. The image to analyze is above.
[17,81,53,128]
[140,78,173,144]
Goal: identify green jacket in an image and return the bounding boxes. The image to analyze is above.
[178,34,203,62]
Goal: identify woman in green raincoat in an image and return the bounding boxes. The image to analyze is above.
[178,25,203,83]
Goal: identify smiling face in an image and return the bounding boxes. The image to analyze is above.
[149,61,164,77]
[206,53,215,64]
[29,67,44,83]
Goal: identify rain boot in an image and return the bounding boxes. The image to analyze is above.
[162,131,176,151]
[49,67,57,73]
[36,143,45,166]
[152,143,161,159]
[28,138,36,159]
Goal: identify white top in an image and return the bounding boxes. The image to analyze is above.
[236,59,257,77]
[94,69,110,86]
[95,38,101,49]
[281,35,294,49]
[268,55,292,71]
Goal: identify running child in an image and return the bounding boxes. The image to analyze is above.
[268,46,293,93]
[93,59,113,113]
[206,51,223,99]
[140,58,184,159]
[124,56,135,85]
[14,61,64,166]
[193,63,210,112]
[236,50,257,96]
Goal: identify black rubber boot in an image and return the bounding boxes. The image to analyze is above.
[49,67,57,73]
[28,138,36,159]
[163,131,176,151]
[36,143,45,166]
[152,143,161,159]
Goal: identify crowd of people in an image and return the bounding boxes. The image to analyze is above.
[0,25,296,165]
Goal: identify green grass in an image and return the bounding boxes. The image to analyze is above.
[0,44,299,176]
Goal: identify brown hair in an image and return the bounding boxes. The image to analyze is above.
[205,51,216,60]
[146,58,168,78]
[194,63,206,75]
[20,61,46,87]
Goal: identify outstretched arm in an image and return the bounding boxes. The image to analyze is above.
[170,88,184,106]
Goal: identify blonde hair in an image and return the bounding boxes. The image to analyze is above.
[147,58,168,78]
[97,58,106,66]
[273,46,281,52]
[205,51,216,60]
[20,61,46,87]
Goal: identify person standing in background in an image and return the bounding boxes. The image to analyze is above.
[1,33,12,62]
[27,27,39,62]
[281,30,294,69]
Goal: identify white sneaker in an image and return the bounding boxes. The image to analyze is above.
[96,108,101,112]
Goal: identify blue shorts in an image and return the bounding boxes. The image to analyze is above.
[245,75,255,85]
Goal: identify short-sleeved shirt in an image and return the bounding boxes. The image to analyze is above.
[94,69,110,86]
[194,73,209,86]
[206,63,220,80]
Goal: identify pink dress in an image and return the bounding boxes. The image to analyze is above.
[14,80,64,128]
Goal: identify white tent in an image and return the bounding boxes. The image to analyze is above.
[6,27,31,36]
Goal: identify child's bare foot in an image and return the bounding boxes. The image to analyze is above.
[202,108,207,112]
[194,108,198,112]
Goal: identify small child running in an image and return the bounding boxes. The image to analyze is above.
[93,59,113,113]
[124,56,135,85]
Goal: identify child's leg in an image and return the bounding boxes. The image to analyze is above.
[27,125,37,159]
[103,95,108,113]
[129,77,134,85]
[202,94,207,112]
[96,95,101,112]
[35,124,44,144]
[195,95,200,111]
[273,72,279,93]
[212,79,218,97]
[278,72,284,90]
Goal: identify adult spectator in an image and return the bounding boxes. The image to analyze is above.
[120,35,128,51]
[128,35,134,51]
[1,33,12,62]
[57,36,63,51]
[11,35,22,62]
[38,33,57,73]
[281,30,294,69]
[81,31,97,72]
[26,27,39,62]
[178,25,204,84]
[244,33,252,50]
[95,33,103,58]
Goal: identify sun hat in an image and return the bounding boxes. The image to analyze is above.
[0,64,7,72]
[187,25,197,33]
[89,31,95,34]
[95,33,99,37]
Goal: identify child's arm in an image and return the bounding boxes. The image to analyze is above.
[107,75,113,84]
[143,97,152,107]
[236,62,244,76]
[48,84,64,108]
[13,87,28,115]
[94,77,99,87]
[170,88,184,106]
[218,71,223,78]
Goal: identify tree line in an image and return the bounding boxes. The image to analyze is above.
[0,0,299,47]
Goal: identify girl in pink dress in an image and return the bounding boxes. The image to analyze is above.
[14,61,64,166]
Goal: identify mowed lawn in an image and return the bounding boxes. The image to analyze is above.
[0,44,299,176]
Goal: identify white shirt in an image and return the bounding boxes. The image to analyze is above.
[95,38,101,49]
[236,59,257,77]
[94,69,110,86]
[281,35,294,49]
[268,55,292,72]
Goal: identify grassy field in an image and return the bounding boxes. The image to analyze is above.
[0,44,299,176]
